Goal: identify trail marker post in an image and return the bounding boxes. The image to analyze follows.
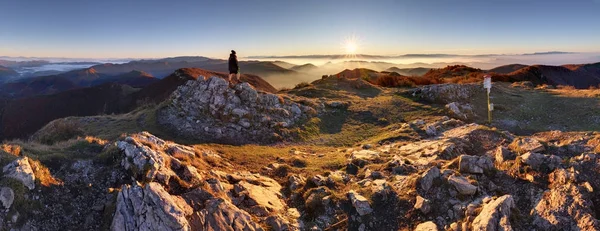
[483,75,492,124]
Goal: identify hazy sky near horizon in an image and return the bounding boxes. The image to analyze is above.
[1,0,599,59]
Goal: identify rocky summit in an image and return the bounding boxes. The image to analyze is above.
[158,76,318,144]
[0,74,599,231]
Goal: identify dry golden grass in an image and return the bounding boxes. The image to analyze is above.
[1,144,22,156]
[27,158,63,187]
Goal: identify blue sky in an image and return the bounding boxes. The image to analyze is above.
[1,0,599,59]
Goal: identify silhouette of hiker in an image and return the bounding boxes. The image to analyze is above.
[228,50,239,84]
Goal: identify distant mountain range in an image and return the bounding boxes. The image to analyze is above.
[247,51,577,59]
[335,62,600,89]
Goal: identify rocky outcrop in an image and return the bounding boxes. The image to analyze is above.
[111,182,193,231]
[157,76,318,144]
[412,83,480,103]
[110,132,295,231]
[532,168,600,230]
[117,132,174,182]
[2,157,35,190]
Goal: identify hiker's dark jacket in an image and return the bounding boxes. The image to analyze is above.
[228,54,239,74]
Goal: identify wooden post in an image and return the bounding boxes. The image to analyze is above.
[483,75,492,125]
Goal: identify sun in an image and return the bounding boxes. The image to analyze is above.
[345,40,357,54]
[342,35,360,56]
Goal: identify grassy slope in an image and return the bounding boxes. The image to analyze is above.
[452,82,600,134]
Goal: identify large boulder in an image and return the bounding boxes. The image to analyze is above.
[2,157,36,190]
[111,182,193,231]
[157,76,317,144]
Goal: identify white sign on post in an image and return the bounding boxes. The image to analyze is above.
[483,75,492,93]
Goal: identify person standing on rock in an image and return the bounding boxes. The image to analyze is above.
[228,50,239,84]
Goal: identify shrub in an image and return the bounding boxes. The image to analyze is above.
[33,119,84,145]
[291,158,308,168]
[294,82,311,89]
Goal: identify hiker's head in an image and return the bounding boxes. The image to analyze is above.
[231,50,236,55]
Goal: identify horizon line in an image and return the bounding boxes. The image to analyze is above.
[2,51,594,61]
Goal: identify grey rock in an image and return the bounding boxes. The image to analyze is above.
[458,155,493,174]
[414,196,431,214]
[350,150,380,161]
[471,195,515,231]
[510,137,545,153]
[0,187,14,209]
[111,182,193,231]
[192,198,264,231]
[415,221,439,231]
[2,157,35,190]
[348,190,373,216]
[420,166,441,192]
[157,76,317,145]
[494,146,514,164]
[448,175,477,196]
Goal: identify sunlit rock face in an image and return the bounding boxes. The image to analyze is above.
[158,76,318,144]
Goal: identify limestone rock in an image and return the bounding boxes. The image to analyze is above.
[509,137,545,154]
[446,102,473,120]
[520,152,561,171]
[0,187,14,209]
[111,182,193,231]
[419,166,441,192]
[234,180,285,216]
[350,150,380,161]
[157,76,317,144]
[448,175,477,196]
[415,221,439,231]
[348,190,373,216]
[532,170,600,230]
[2,157,35,190]
[288,174,306,191]
[414,196,431,214]
[458,155,493,174]
[117,132,174,181]
[494,146,514,164]
[471,195,515,231]
[191,198,264,231]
